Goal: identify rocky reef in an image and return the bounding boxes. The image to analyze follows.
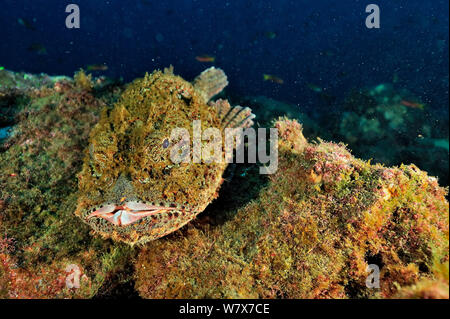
[329,84,448,185]
[0,69,134,298]
[134,118,448,299]
[239,85,449,187]
[0,69,448,298]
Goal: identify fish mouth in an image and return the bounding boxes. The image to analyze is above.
[86,201,177,227]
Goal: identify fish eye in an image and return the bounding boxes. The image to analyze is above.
[162,138,170,149]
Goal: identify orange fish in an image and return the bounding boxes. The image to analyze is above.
[400,100,425,110]
[195,55,215,63]
[86,64,108,71]
[263,74,284,84]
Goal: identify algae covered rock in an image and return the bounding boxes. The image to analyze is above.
[134,118,448,299]
[0,71,135,298]
[0,69,71,144]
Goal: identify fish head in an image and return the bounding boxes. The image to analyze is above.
[76,153,203,244]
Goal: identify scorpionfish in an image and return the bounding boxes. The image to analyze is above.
[75,67,255,245]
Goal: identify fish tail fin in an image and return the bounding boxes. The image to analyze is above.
[263,74,269,81]
[193,67,228,102]
[210,99,255,129]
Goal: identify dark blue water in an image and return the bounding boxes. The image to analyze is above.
[0,0,447,176]
[1,1,448,112]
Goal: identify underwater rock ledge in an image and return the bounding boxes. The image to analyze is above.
[0,69,448,299]
[0,69,133,298]
[134,118,448,299]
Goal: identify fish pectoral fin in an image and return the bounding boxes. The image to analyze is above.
[209,99,255,129]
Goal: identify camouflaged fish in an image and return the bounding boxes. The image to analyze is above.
[75,67,255,245]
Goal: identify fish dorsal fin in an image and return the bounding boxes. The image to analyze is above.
[209,99,255,129]
[193,67,229,103]
[163,65,174,75]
